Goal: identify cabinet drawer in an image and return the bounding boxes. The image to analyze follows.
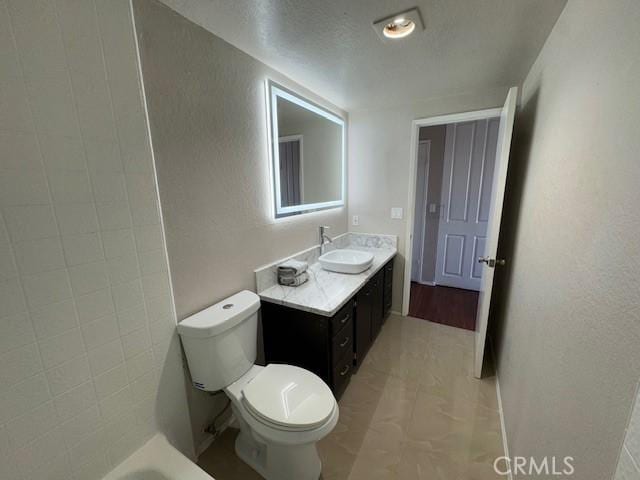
[332,319,353,363]
[332,349,352,397]
[331,299,354,337]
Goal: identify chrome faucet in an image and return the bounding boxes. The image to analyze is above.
[319,226,333,253]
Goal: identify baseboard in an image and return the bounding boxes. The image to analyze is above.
[390,309,402,316]
[410,279,436,286]
[492,341,513,480]
[495,373,512,480]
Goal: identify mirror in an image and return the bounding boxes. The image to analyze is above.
[268,81,345,218]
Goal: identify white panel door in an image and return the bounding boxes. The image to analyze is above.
[474,86,518,378]
[435,117,499,291]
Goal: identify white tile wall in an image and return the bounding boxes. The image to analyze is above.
[0,0,184,478]
[616,387,640,479]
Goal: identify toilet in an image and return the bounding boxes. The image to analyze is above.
[177,290,338,480]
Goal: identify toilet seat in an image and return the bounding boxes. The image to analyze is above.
[241,364,336,432]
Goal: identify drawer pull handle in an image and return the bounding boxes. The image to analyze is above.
[340,314,350,324]
[339,336,350,348]
[339,364,350,376]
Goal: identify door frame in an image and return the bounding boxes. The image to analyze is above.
[412,140,432,285]
[278,134,305,202]
[402,108,502,316]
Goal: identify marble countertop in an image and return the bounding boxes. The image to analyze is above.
[258,245,396,317]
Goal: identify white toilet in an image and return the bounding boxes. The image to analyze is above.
[177,290,338,480]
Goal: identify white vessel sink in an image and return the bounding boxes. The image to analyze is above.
[319,249,374,274]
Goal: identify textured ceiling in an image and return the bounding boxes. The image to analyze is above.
[158,0,566,110]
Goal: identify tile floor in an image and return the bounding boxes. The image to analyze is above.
[198,314,504,479]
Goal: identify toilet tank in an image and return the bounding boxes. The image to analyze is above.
[177,290,260,391]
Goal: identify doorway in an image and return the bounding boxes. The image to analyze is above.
[408,114,500,330]
[402,87,518,378]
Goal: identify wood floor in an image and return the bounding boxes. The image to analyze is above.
[408,282,479,331]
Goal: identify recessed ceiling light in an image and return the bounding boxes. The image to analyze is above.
[383,18,416,39]
[373,7,424,42]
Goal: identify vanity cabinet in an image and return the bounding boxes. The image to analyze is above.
[354,281,372,366]
[371,270,384,340]
[261,258,394,399]
[261,298,355,399]
[383,260,393,318]
[354,269,384,366]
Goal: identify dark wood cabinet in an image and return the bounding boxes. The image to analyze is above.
[371,270,384,340]
[353,267,388,368]
[354,279,373,367]
[383,259,393,318]
[332,321,353,364]
[332,345,353,398]
[261,258,394,399]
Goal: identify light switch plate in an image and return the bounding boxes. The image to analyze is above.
[391,207,403,219]
[352,215,359,226]
[429,203,437,213]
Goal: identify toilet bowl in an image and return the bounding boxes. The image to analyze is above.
[177,290,338,480]
[225,364,338,480]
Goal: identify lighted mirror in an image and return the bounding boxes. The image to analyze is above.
[267,81,346,218]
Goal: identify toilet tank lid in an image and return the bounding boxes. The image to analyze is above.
[177,290,260,338]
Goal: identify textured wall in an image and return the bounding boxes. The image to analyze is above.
[492,1,640,478]
[0,0,193,479]
[348,88,509,311]
[132,0,348,450]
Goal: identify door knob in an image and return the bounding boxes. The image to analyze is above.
[478,257,506,268]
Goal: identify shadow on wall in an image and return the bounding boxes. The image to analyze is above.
[488,86,540,358]
[154,332,200,457]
